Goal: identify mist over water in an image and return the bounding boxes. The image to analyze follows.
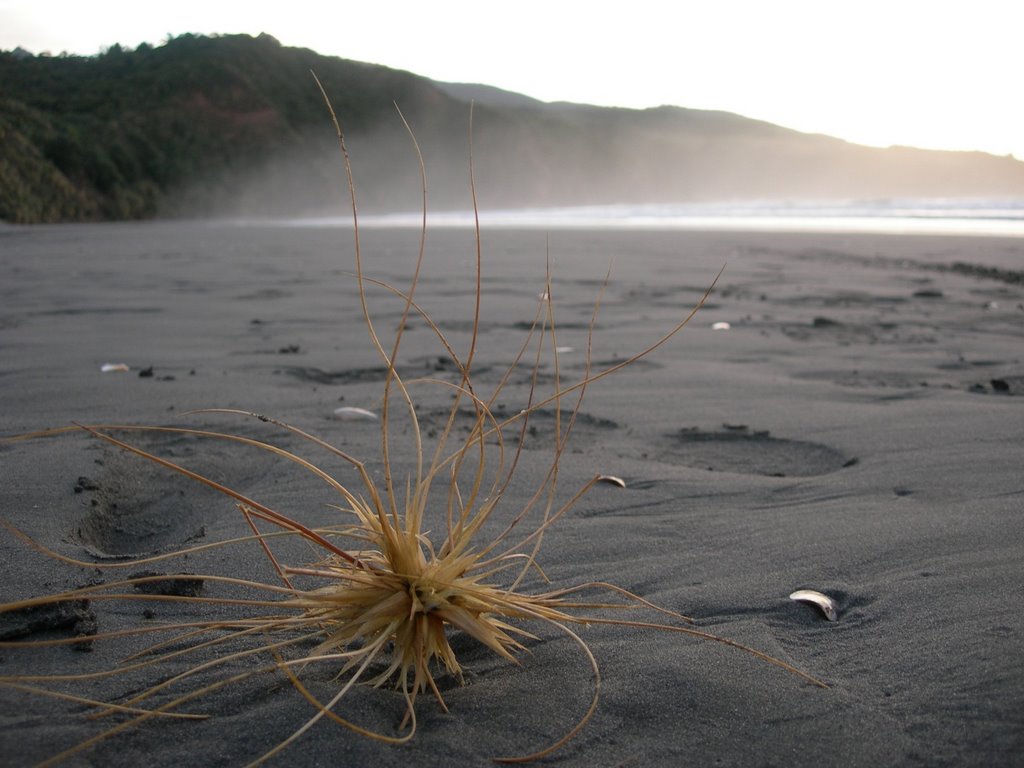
[192,136,1024,238]
[246,198,1024,237]
[171,109,1024,234]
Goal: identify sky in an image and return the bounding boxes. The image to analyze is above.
[2,0,1022,159]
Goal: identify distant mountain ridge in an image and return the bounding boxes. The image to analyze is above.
[432,81,548,109]
[2,33,1023,223]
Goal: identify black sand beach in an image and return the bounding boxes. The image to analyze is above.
[1,222,1022,766]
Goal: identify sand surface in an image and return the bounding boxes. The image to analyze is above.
[1,221,1022,767]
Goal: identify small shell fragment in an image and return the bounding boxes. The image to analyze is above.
[789,589,839,621]
[100,363,130,373]
[555,346,574,354]
[596,475,626,488]
[332,406,378,421]
[711,322,731,331]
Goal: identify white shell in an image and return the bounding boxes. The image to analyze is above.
[100,363,130,373]
[596,475,626,488]
[711,322,731,331]
[789,589,839,621]
[332,406,378,421]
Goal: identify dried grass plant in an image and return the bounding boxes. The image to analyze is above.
[0,79,826,766]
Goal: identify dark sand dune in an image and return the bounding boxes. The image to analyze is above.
[1,223,1022,766]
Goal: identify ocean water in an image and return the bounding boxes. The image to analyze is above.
[270,198,1024,237]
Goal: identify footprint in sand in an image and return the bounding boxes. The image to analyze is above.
[276,365,392,385]
[658,426,853,477]
[973,375,1024,396]
[780,315,936,346]
[416,406,618,449]
[75,446,209,558]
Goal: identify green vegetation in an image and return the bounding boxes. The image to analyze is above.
[0,33,461,223]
